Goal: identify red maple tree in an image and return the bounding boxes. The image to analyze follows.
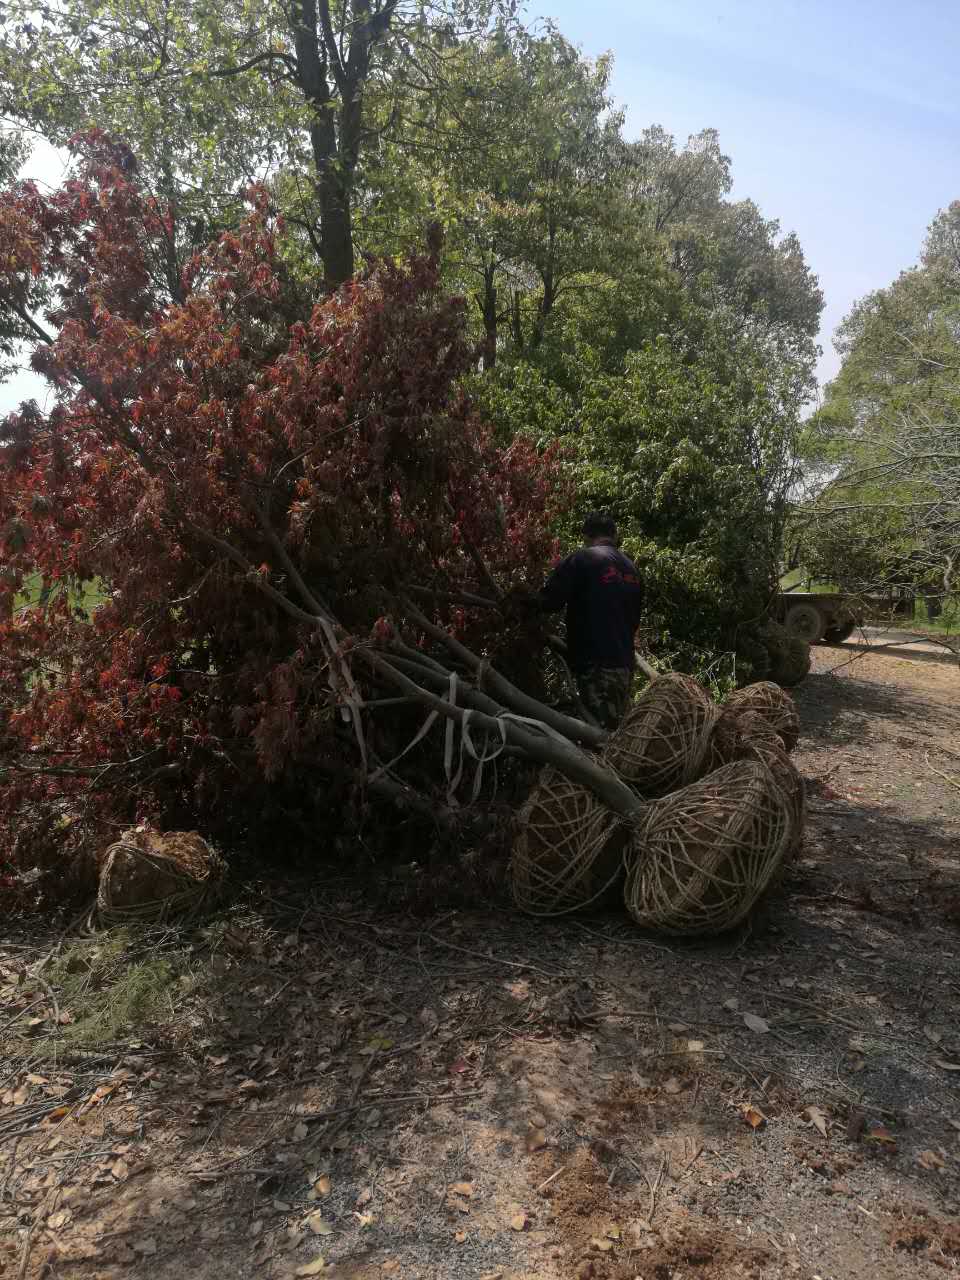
[1,133,585,893]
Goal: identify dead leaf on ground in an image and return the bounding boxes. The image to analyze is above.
[663,1077,683,1094]
[804,1105,829,1138]
[687,1039,705,1052]
[948,1119,960,1132]
[509,1212,528,1232]
[305,1213,334,1236]
[313,1174,331,1197]
[525,1128,547,1153]
[355,1212,374,1228]
[917,1149,946,1171]
[451,1181,474,1198]
[923,1026,943,1045]
[865,1123,897,1148]
[295,1260,326,1276]
[454,1231,467,1244]
[356,1187,372,1207]
[743,1012,770,1034]
[111,1158,130,1180]
[936,1060,960,1072]
[722,997,739,1011]
[590,1237,614,1252]
[740,1103,767,1129]
[133,1238,157,1256]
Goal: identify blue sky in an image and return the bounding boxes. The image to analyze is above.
[536,0,960,392]
[3,0,957,411]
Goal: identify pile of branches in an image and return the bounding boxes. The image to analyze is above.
[0,134,644,895]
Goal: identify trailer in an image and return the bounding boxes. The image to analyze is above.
[774,592,860,644]
[774,590,916,644]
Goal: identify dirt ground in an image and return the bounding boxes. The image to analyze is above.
[2,643,960,1280]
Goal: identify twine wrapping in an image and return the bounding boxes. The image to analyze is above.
[623,760,792,936]
[510,766,628,916]
[706,707,784,772]
[720,681,800,753]
[97,827,225,927]
[602,673,718,798]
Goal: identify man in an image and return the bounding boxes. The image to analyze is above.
[535,513,644,730]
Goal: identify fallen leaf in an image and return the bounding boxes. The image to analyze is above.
[864,1123,897,1148]
[722,997,739,1011]
[47,1209,72,1229]
[923,1026,943,1045]
[687,1040,705,1053]
[743,1012,769,1034]
[663,1077,683,1095]
[525,1128,547,1153]
[590,1238,614,1252]
[314,1175,331,1197]
[355,1212,374,1228]
[356,1187,372,1207]
[804,1105,829,1138]
[667,1023,688,1033]
[292,1122,309,1142]
[604,1224,621,1240]
[295,1260,326,1276]
[948,1119,960,1132]
[935,1060,960,1072]
[305,1213,334,1237]
[111,1158,130,1180]
[741,1103,767,1129]
[917,1149,945,1171]
[382,1263,400,1275]
[454,1231,467,1244]
[133,1239,157,1256]
[57,1010,75,1025]
[451,1181,474,1198]
[510,1212,528,1232]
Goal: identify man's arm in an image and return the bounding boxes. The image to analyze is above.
[538,553,580,613]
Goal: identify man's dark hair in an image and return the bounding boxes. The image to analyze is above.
[582,511,617,540]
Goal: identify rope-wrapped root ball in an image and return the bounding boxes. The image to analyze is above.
[511,767,627,916]
[97,826,226,926]
[603,673,718,798]
[623,760,793,936]
[720,681,800,753]
[707,707,784,772]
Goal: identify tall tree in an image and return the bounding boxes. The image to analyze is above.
[0,0,509,285]
[801,203,960,602]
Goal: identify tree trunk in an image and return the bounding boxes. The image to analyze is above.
[477,261,498,369]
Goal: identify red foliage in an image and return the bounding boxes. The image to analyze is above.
[0,133,568,883]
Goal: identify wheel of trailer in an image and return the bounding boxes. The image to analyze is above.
[824,621,856,644]
[784,602,826,644]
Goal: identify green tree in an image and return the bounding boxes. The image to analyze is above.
[0,0,511,285]
[801,203,960,601]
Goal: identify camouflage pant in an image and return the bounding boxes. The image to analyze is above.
[576,667,633,731]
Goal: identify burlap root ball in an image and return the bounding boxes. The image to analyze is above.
[623,759,793,936]
[511,767,627,916]
[97,826,225,926]
[720,681,800,753]
[603,673,718,798]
